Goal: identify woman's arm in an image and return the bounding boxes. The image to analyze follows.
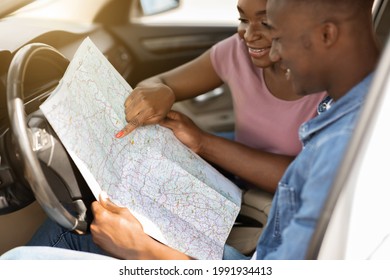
[118,50,224,138]
[198,132,293,193]
[160,111,294,193]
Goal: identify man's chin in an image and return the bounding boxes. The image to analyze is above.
[292,82,321,97]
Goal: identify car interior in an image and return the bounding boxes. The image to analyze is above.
[0,0,389,258]
[0,0,238,255]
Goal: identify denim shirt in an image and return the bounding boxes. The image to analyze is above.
[256,73,374,260]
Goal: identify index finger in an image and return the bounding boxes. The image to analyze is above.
[115,115,141,138]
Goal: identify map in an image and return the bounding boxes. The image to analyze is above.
[40,38,242,260]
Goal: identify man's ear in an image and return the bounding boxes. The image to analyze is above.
[321,22,339,47]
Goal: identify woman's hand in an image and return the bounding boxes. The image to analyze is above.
[160,110,205,154]
[116,84,175,138]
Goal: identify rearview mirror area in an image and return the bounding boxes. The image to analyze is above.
[139,0,180,16]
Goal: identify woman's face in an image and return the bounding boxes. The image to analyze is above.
[237,0,273,68]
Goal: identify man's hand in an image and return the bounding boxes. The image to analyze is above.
[90,192,194,260]
[90,192,151,259]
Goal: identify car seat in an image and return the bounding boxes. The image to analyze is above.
[226,188,273,256]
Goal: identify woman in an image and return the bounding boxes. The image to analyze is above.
[117,0,327,193]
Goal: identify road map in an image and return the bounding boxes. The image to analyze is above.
[40,38,242,260]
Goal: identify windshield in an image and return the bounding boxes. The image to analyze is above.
[0,0,34,18]
[4,0,113,24]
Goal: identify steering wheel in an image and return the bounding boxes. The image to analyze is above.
[4,43,91,233]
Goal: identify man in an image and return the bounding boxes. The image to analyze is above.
[0,0,380,260]
[254,0,379,259]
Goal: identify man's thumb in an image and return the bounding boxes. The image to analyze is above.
[99,191,120,211]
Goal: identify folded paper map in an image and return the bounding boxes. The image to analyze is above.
[40,38,242,260]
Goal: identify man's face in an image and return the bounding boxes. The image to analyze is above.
[266,0,324,96]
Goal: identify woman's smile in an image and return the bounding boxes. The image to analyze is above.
[248,46,270,59]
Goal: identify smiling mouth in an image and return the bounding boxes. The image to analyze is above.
[249,47,268,53]
[248,47,270,58]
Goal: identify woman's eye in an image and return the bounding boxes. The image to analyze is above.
[238,18,248,24]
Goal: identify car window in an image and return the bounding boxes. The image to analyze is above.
[140,0,179,15]
[131,0,238,26]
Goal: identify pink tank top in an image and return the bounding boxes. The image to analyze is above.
[210,34,327,156]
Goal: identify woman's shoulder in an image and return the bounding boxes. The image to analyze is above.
[212,33,246,54]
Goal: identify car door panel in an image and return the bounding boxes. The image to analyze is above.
[110,24,235,84]
[109,23,236,132]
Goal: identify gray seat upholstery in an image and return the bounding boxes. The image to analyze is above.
[226,188,274,255]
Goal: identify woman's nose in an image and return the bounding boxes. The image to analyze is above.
[244,24,261,42]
